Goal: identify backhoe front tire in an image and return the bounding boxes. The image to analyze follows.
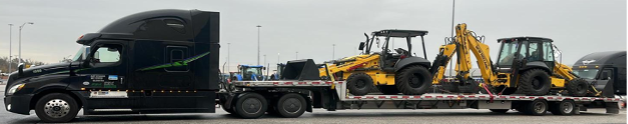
[566,78,588,97]
[396,65,432,95]
[518,69,551,96]
[346,73,374,96]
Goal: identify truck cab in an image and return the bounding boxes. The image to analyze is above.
[4,9,220,123]
[572,51,626,96]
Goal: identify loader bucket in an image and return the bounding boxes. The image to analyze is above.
[594,80,616,98]
[281,59,321,81]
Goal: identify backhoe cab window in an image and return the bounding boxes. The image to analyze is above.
[497,41,519,66]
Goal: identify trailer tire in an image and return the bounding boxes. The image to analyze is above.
[396,65,432,95]
[489,109,509,113]
[549,100,575,115]
[377,85,400,95]
[522,100,548,116]
[275,93,306,118]
[234,93,267,119]
[35,93,79,123]
[518,69,551,96]
[566,78,588,97]
[346,73,374,96]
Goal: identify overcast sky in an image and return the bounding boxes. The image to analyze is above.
[0,0,625,72]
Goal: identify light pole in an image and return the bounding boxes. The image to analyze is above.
[448,0,456,77]
[18,22,34,65]
[277,53,280,64]
[8,24,13,73]
[263,54,267,75]
[295,51,298,59]
[256,25,262,65]
[332,44,336,60]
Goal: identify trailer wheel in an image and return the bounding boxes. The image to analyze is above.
[566,78,588,97]
[234,93,268,119]
[396,65,432,95]
[35,93,79,123]
[518,69,551,96]
[346,73,374,96]
[489,109,509,113]
[522,100,548,116]
[275,93,306,118]
[549,100,576,115]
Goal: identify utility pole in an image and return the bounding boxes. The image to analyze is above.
[8,24,13,73]
[256,25,262,65]
[18,22,34,65]
[448,0,456,77]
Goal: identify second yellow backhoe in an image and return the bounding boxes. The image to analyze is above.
[430,23,590,96]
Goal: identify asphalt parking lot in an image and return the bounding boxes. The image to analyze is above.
[0,84,625,124]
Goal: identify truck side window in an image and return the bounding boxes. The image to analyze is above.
[601,69,613,80]
[165,46,189,72]
[94,45,121,63]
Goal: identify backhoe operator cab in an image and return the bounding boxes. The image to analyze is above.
[359,30,430,72]
[495,37,558,95]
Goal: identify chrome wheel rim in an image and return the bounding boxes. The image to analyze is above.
[44,99,70,118]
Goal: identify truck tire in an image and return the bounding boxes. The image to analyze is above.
[489,109,509,113]
[549,100,575,115]
[35,93,80,123]
[566,78,588,97]
[396,65,432,95]
[377,85,400,95]
[275,93,306,118]
[518,69,551,96]
[522,100,548,116]
[346,73,374,96]
[234,93,268,119]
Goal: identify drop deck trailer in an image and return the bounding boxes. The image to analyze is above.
[219,73,623,119]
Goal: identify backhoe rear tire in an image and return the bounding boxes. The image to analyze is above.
[346,73,374,96]
[518,69,551,96]
[396,65,432,95]
[566,78,588,97]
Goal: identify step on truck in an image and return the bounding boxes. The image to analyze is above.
[2,9,623,123]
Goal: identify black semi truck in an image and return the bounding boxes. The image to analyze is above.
[4,9,623,123]
[572,51,627,96]
[4,9,220,122]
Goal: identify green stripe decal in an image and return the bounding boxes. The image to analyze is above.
[137,51,210,71]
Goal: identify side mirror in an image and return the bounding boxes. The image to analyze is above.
[17,63,24,76]
[358,42,365,50]
[262,67,266,70]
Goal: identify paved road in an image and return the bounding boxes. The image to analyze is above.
[0,85,625,124]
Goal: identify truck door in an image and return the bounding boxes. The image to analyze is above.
[80,42,138,110]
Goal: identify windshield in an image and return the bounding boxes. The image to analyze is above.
[573,69,599,79]
[72,46,89,61]
[497,41,519,66]
[244,67,262,75]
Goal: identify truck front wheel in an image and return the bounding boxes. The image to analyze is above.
[234,93,268,119]
[35,93,80,123]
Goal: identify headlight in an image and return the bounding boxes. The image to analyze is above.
[7,84,25,95]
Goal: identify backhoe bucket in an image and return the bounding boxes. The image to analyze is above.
[281,59,320,81]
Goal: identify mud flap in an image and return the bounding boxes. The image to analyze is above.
[605,102,620,114]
